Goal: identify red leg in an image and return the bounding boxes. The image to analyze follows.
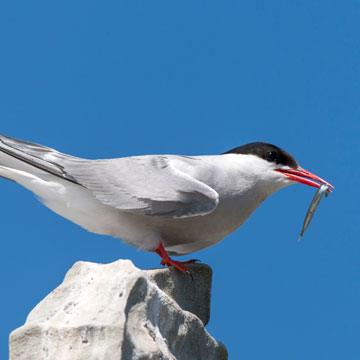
[155,242,198,275]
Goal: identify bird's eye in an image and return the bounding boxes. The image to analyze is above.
[265,151,277,162]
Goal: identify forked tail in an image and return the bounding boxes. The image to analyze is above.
[0,134,79,183]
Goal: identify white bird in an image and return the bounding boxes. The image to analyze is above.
[0,135,333,274]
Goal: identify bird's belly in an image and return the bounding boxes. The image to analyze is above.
[13,170,267,256]
[137,194,265,256]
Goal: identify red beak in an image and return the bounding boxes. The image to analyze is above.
[275,167,334,191]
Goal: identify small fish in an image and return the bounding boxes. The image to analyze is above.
[298,184,329,241]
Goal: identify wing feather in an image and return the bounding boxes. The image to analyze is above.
[62,156,219,218]
[0,134,219,218]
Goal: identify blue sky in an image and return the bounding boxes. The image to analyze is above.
[1,1,359,359]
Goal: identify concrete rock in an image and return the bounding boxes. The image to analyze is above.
[10,260,228,360]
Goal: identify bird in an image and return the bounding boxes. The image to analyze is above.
[0,134,333,274]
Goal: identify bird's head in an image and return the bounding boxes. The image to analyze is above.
[223,142,334,191]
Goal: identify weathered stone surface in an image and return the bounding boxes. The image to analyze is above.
[9,260,227,360]
[147,263,212,326]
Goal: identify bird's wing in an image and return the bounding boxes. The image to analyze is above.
[62,156,219,218]
[0,134,79,183]
[0,135,219,218]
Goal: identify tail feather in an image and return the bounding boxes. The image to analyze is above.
[0,134,79,184]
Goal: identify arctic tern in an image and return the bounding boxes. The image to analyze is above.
[0,135,333,274]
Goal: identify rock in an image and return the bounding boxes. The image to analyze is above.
[9,260,228,360]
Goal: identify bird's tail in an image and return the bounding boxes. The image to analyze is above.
[0,134,78,183]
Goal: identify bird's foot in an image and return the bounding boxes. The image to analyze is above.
[159,258,199,274]
[155,242,198,275]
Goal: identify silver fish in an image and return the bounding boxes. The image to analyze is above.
[298,184,329,241]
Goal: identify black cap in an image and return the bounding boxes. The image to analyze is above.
[222,142,299,169]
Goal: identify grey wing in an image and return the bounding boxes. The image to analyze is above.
[0,134,79,183]
[0,134,219,218]
[62,156,219,218]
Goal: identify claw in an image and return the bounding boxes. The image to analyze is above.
[155,242,197,276]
